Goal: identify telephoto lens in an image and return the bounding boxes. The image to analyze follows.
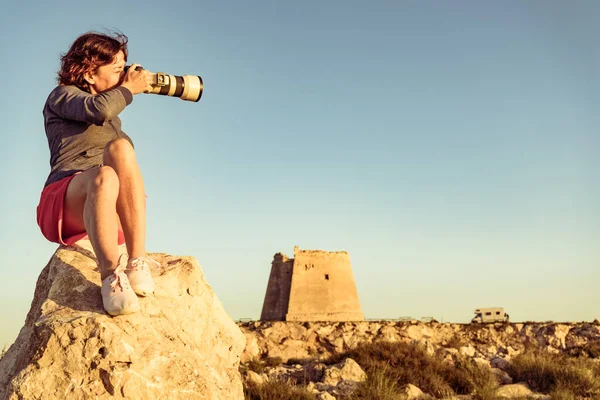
[123,65,203,102]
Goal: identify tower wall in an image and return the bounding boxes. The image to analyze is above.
[285,247,364,322]
[260,253,294,321]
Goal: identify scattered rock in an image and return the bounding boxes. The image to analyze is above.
[241,332,260,362]
[418,339,436,356]
[315,382,335,393]
[403,383,425,399]
[490,356,511,371]
[496,382,534,398]
[303,361,327,382]
[322,358,366,386]
[459,344,476,357]
[404,325,433,341]
[317,392,336,400]
[306,381,319,394]
[245,370,266,386]
[239,320,600,364]
[491,368,513,385]
[335,379,360,396]
[473,357,490,367]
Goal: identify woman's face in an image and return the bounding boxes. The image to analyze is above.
[86,51,126,94]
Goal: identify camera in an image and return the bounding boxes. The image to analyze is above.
[124,65,203,102]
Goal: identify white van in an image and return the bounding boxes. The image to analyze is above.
[471,307,509,323]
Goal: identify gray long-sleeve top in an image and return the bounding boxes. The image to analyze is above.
[42,85,134,187]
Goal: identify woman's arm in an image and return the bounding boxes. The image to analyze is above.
[46,85,133,125]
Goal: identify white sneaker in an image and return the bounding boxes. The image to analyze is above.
[125,256,158,297]
[101,265,140,316]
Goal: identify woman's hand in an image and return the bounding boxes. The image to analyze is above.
[120,63,154,95]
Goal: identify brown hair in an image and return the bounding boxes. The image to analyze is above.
[57,31,129,92]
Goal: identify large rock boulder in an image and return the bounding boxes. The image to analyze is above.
[0,242,245,399]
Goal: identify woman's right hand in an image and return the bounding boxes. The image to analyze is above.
[120,63,154,95]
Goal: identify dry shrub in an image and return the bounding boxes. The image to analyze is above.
[244,379,316,400]
[445,335,467,349]
[246,358,266,374]
[326,341,497,398]
[264,356,283,368]
[549,388,578,400]
[287,357,313,366]
[570,340,600,359]
[457,360,499,400]
[508,351,600,398]
[243,356,283,376]
[344,365,404,400]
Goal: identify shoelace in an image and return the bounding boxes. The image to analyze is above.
[128,256,160,274]
[110,266,130,293]
[110,254,129,293]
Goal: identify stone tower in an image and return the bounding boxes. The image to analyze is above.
[260,246,364,321]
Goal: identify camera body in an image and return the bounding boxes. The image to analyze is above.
[124,65,203,102]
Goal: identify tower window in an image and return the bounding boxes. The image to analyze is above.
[325,274,329,280]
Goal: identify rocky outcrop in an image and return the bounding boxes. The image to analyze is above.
[239,320,600,363]
[239,320,600,399]
[0,242,245,400]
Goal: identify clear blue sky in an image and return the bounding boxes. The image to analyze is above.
[0,1,598,347]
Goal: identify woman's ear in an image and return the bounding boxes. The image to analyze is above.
[83,71,95,86]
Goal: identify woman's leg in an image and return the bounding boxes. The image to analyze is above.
[63,143,145,315]
[102,138,147,261]
[63,166,120,280]
[63,138,148,280]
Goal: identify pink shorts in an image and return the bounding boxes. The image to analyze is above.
[36,173,125,246]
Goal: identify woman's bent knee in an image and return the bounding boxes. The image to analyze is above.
[88,166,120,195]
[103,138,135,165]
[63,167,118,235]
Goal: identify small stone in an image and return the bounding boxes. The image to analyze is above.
[322,358,366,386]
[245,370,266,386]
[490,356,511,371]
[404,383,424,399]
[491,368,513,385]
[317,392,336,400]
[496,382,534,398]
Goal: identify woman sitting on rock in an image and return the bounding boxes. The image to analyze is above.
[37,31,157,316]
